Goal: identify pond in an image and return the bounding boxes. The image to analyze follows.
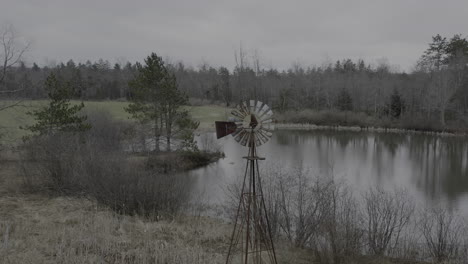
[188,130,468,214]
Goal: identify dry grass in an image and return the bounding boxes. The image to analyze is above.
[0,158,318,264]
[0,195,319,263]
[0,195,229,264]
[0,156,229,263]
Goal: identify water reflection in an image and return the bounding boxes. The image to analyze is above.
[189,130,468,213]
[408,136,468,202]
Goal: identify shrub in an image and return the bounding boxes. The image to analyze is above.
[276,109,375,127]
[318,181,364,264]
[21,109,192,217]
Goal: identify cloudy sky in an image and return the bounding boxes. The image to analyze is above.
[2,0,467,72]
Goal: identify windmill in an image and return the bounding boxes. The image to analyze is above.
[215,100,277,264]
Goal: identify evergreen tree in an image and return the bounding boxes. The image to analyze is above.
[336,88,353,111]
[125,53,167,151]
[126,52,198,152]
[445,34,468,63]
[219,67,232,106]
[419,34,448,71]
[25,73,90,135]
[389,89,404,118]
[32,63,40,72]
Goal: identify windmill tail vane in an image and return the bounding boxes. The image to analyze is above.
[215,100,278,264]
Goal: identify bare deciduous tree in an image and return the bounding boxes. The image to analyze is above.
[428,53,468,126]
[0,23,29,144]
[0,23,29,89]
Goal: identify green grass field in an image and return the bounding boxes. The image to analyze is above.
[0,100,230,142]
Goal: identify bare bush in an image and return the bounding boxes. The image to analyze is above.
[224,166,332,246]
[223,168,468,263]
[273,168,331,248]
[21,109,192,217]
[419,207,465,263]
[363,187,414,256]
[317,181,363,263]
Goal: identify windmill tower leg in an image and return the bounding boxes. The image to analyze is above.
[226,133,278,264]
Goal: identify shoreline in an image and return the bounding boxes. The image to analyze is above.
[275,122,468,137]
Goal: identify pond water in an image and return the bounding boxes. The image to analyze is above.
[188,130,468,214]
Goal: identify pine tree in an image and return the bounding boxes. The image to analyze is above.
[389,89,404,118]
[336,88,353,111]
[125,53,167,151]
[25,73,90,135]
[126,52,198,152]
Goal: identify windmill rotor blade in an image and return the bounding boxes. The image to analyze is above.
[258,129,271,140]
[250,100,257,114]
[261,124,275,132]
[254,132,262,146]
[259,116,272,124]
[231,128,243,138]
[254,101,263,114]
[255,130,269,145]
[259,127,272,137]
[242,101,250,114]
[240,132,251,146]
[258,107,271,120]
[231,109,245,120]
[234,130,246,143]
[260,116,273,123]
[259,109,273,120]
[258,103,268,117]
[236,130,247,145]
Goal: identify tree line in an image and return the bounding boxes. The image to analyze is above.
[1,31,467,129]
[18,52,198,153]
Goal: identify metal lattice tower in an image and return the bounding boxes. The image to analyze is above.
[215,100,277,264]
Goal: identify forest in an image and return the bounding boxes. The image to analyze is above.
[1,34,468,131]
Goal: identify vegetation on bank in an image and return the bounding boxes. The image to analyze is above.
[146,150,224,173]
[275,109,467,133]
[15,52,222,213]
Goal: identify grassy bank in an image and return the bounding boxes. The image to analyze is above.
[0,100,228,142]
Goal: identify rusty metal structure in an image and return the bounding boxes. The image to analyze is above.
[216,100,277,264]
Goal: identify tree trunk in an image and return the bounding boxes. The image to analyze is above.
[440,106,446,128]
[154,118,160,152]
[166,135,171,151]
[165,110,172,151]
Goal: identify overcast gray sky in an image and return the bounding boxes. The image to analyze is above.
[2,0,467,72]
